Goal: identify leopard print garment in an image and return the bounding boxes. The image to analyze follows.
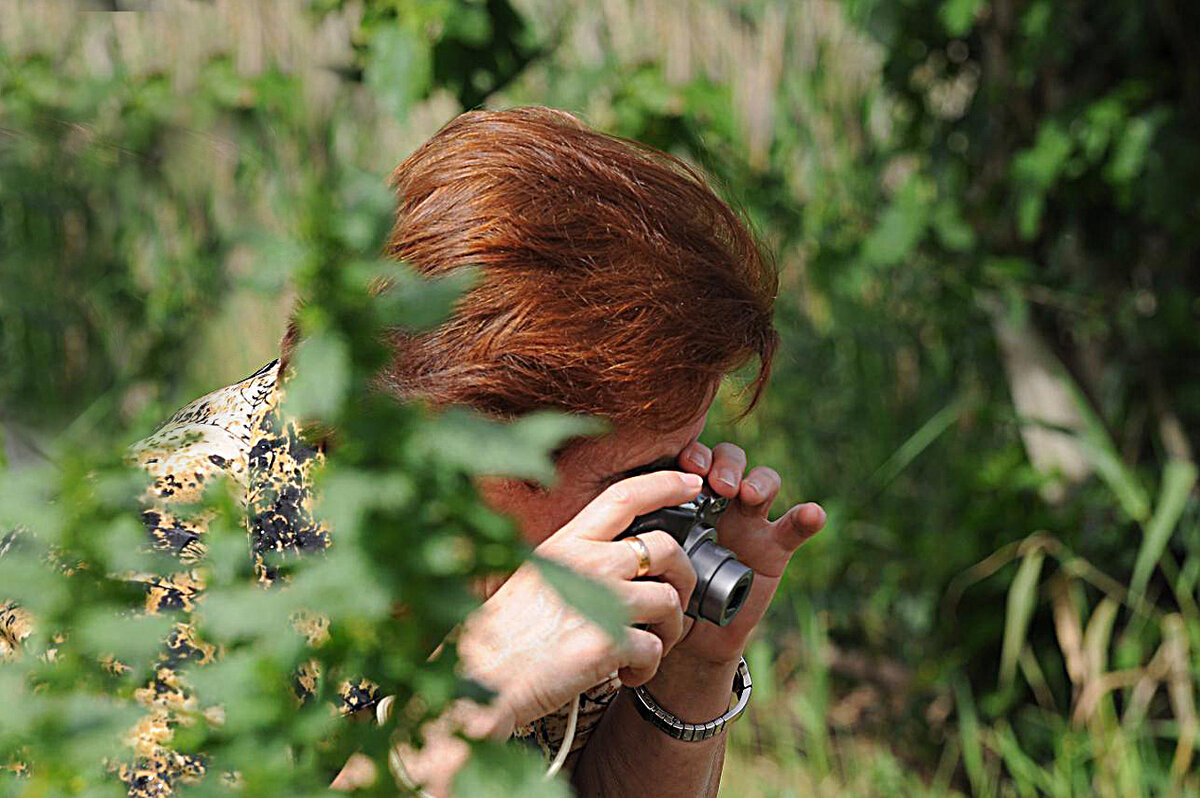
[0,360,618,792]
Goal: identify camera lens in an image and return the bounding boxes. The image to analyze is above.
[687,538,755,627]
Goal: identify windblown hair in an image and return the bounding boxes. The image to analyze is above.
[291,106,779,431]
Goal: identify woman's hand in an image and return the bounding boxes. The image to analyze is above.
[666,441,826,667]
[457,470,702,731]
[368,471,703,796]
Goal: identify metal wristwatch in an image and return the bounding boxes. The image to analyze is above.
[627,657,752,741]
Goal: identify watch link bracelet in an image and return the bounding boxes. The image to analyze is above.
[627,657,752,741]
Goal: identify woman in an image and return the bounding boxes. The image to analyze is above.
[2,106,825,796]
[326,106,827,795]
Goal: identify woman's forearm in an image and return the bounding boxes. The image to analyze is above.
[570,655,740,797]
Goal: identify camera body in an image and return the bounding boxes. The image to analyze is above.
[617,485,754,626]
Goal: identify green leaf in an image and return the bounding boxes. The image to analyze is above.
[46,693,144,770]
[1079,96,1126,162]
[75,608,176,666]
[443,6,493,46]
[0,546,68,618]
[185,649,278,733]
[100,515,181,576]
[1130,459,1198,601]
[0,464,64,541]
[1059,371,1151,522]
[365,26,432,119]
[1082,597,1117,674]
[241,233,309,293]
[869,396,965,491]
[0,669,36,737]
[283,548,392,623]
[931,201,976,252]
[1105,111,1164,186]
[999,546,1045,690]
[992,718,1056,794]
[453,738,572,798]
[335,168,397,253]
[939,0,985,36]
[1012,123,1073,240]
[954,676,993,798]
[412,409,606,483]
[860,177,932,267]
[1016,193,1045,241]
[357,260,479,331]
[281,331,350,421]
[1019,0,1053,39]
[197,583,298,643]
[316,468,416,539]
[531,555,629,645]
[1013,123,1074,190]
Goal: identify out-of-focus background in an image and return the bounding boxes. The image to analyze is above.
[2,0,1198,795]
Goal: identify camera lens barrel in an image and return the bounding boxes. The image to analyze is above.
[618,485,754,626]
[685,535,754,626]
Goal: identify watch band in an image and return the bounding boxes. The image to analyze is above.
[627,657,752,741]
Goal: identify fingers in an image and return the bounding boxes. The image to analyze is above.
[614,579,685,654]
[678,440,712,475]
[772,501,827,551]
[739,466,781,513]
[622,530,697,608]
[709,442,747,498]
[615,628,665,687]
[707,498,827,577]
[566,471,703,541]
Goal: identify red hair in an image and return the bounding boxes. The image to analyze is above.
[291,106,778,431]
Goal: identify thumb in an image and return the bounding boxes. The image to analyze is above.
[771,502,826,553]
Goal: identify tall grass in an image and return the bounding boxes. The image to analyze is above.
[723,358,1199,796]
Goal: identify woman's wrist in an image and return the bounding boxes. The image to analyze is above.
[640,650,742,723]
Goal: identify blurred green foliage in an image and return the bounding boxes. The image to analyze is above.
[2,0,1199,795]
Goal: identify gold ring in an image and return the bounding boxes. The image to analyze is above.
[625,535,652,578]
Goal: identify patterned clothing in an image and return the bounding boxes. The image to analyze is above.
[0,360,617,793]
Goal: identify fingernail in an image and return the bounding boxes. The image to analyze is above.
[746,478,766,499]
[681,473,703,489]
[818,506,827,525]
[687,447,710,470]
[715,470,736,489]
